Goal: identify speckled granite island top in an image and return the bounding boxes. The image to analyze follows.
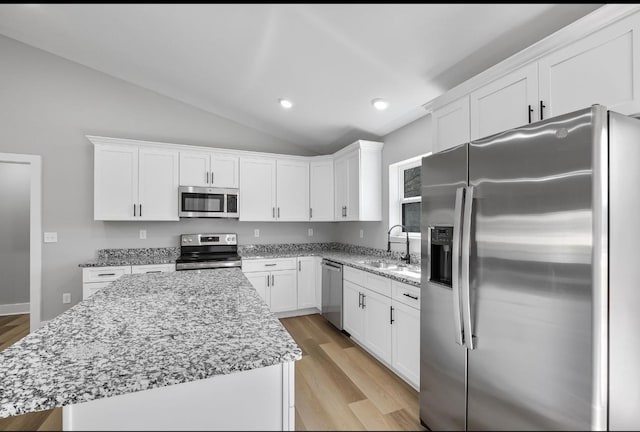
[0,269,302,418]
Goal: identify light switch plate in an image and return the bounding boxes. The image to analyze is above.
[44,232,58,243]
[254,229,260,237]
[308,228,313,237]
[139,229,147,240]
[62,293,71,304]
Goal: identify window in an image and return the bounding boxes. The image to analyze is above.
[389,153,431,237]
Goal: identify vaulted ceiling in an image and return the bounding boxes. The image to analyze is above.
[0,4,601,153]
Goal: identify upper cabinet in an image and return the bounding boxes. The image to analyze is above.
[239,156,277,221]
[334,140,383,221]
[179,150,238,188]
[94,141,178,221]
[430,6,640,151]
[276,159,309,221]
[309,159,334,221]
[470,63,538,141]
[538,11,640,119]
[432,96,470,152]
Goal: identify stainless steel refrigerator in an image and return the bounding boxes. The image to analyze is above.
[420,105,640,430]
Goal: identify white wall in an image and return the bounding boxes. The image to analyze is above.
[0,162,30,306]
[0,34,334,320]
[334,114,433,253]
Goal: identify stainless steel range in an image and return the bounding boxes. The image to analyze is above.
[176,233,241,271]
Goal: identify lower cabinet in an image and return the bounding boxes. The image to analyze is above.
[82,263,174,300]
[343,266,420,389]
[243,257,318,314]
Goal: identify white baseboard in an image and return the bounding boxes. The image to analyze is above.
[275,307,320,319]
[0,302,30,316]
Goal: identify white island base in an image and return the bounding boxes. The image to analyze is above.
[62,361,295,431]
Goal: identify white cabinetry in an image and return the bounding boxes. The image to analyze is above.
[343,280,365,342]
[470,63,538,141]
[432,96,470,152]
[82,264,175,300]
[94,142,179,221]
[362,288,393,364]
[297,257,317,309]
[242,258,299,313]
[391,281,421,389]
[239,157,277,221]
[276,159,309,221]
[334,141,383,221]
[245,271,270,305]
[179,150,239,188]
[309,160,334,221]
[539,11,640,119]
[270,270,298,313]
[131,263,176,274]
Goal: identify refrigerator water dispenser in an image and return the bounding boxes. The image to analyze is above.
[430,226,453,287]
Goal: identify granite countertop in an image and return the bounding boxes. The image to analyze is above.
[79,256,178,267]
[241,249,421,287]
[0,269,302,418]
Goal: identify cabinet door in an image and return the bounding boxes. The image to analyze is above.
[244,271,271,307]
[362,288,392,365]
[470,63,538,140]
[239,157,277,221]
[276,159,309,221]
[334,156,348,220]
[83,281,112,300]
[539,12,640,118]
[211,153,239,188]
[138,147,179,221]
[179,150,210,187]
[309,160,334,221]
[297,257,316,309]
[94,144,138,220]
[270,270,298,313]
[343,280,364,342]
[345,150,360,221]
[392,300,420,389]
[432,95,470,153]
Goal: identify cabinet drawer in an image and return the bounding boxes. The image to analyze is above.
[344,266,366,285]
[392,281,420,310]
[242,258,297,273]
[82,266,131,283]
[82,281,112,300]
[131,264,175,274]
[365,272,392,297]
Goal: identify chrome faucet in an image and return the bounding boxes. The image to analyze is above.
[387,224,411,264]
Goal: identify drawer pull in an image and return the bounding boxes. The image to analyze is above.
[264,264,277,267]
[98,273,116,276]
[403,293,418,300]
[146,271,162,274]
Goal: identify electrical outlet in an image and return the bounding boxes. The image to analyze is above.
[360,229,364,238]
[44,232,58,243]
[254,229,260,237]
[139,229,147,239]
[62,293,71,304]
[308,228,313,237]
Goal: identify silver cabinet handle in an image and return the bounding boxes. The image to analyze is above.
[358,292,362,308]
[390,306,395,324]
[310,208,312,218]
[98,273,116,277]
[461,186,475,350]
[211,171,214,184]
[146,271,162,274]
[362,294,366,308]
[403,293,419,300]
[277,207,280,218]
[264,263,277,267]
[139,204,142,217]
[344,206,347,217]
[266,274,270,287]
[271,275,274,286]
[206,171,209,184]
[133,203,136,217]
[451,187,465,346]
[298,261,301,271]
[272,207,275,218]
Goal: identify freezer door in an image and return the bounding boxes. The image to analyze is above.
[466,107,597,430]
[420,143,467,431]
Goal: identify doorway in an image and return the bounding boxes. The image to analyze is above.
[0,153,41,331]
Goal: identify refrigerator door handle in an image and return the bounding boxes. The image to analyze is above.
[461,185,475,350]
[451,186,466,346]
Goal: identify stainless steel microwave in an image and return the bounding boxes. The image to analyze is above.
[178,186,239,218]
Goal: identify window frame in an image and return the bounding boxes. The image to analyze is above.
[388,152,431,241]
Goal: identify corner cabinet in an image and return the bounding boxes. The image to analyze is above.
[334,140,383,221]
[93,140,179,221]
[432,96,470,152]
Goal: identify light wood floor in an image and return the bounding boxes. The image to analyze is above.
[281,313,425,431]
[0,313,424,431]
[0,314,61,431]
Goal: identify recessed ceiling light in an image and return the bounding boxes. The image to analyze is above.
[371,98,389,110]
[279,98,293,109]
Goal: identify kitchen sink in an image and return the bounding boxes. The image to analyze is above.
[358,260,399,270]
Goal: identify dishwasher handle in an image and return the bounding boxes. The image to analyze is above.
[322,261,342,272]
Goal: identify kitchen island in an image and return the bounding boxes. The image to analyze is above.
[0,269,301,430]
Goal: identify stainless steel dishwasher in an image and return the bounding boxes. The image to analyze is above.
[321,259,343,330]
